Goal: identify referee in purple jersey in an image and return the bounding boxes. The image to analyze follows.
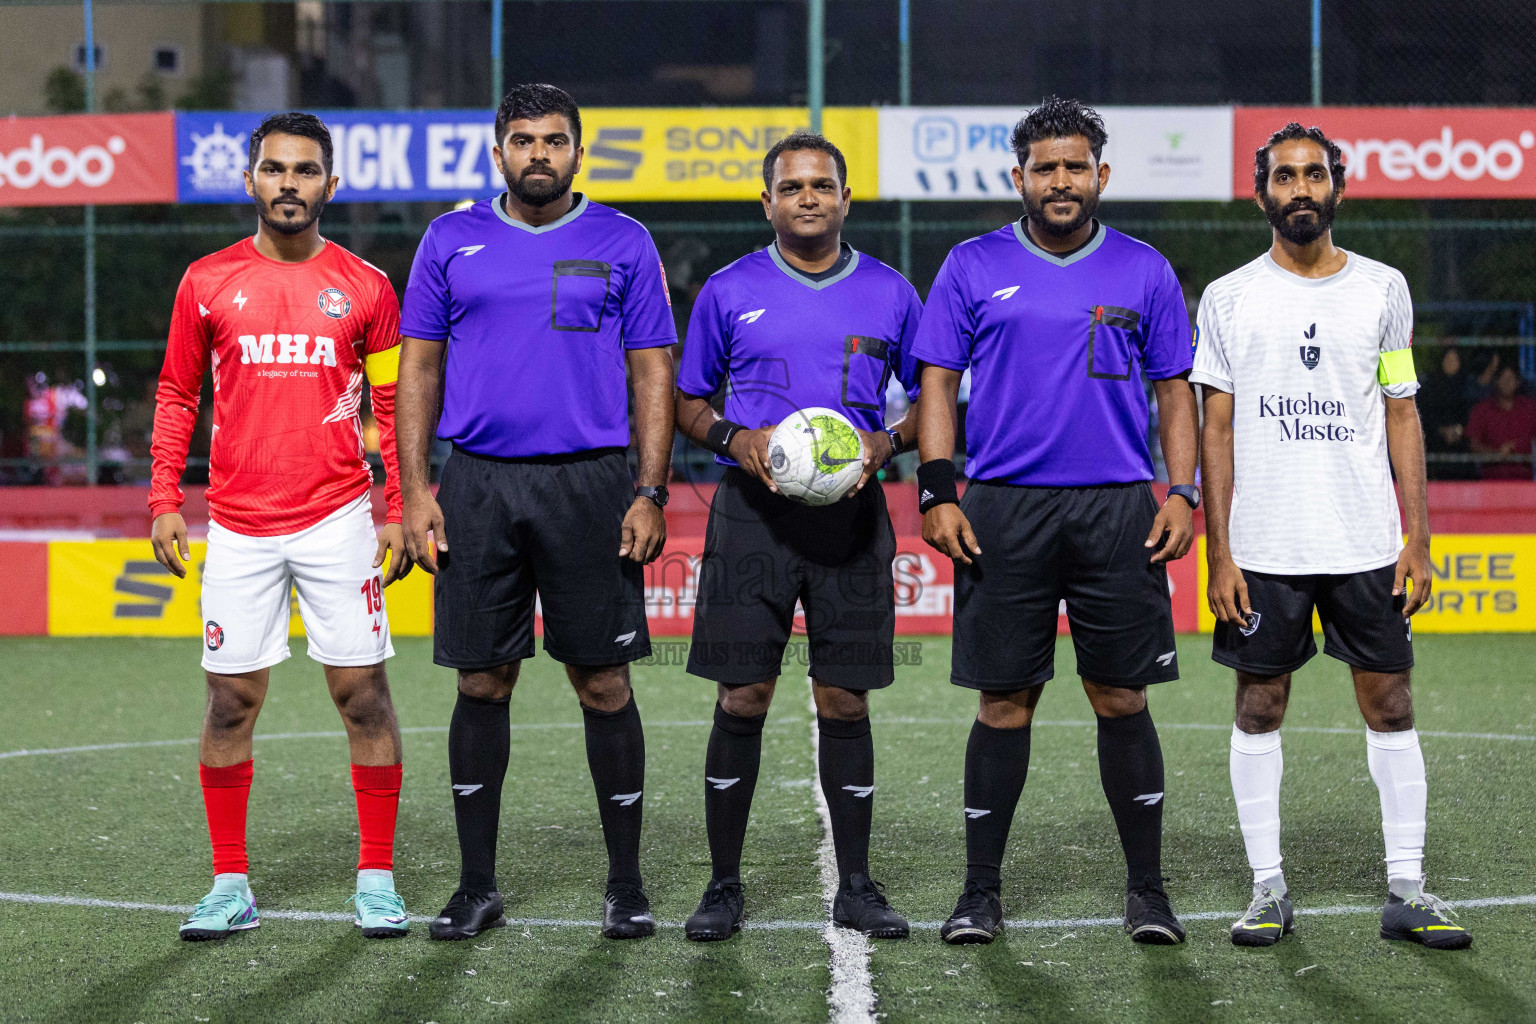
[673,132,922,942]
[395,85,677,941]
[912,97,1200,945]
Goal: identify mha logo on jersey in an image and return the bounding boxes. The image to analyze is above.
[317,288,352,319]
[1258,391,1356,442]
[204,620,224,651]
[237,333,340,366]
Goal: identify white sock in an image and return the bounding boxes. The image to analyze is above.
[357,869,395,892]
[1230,726,1284,888]
[1366,727,1427,886]
[212,872,251,897]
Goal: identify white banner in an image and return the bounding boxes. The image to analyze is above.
[878,106,1233,201]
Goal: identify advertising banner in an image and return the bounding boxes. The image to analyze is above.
[1234,107,1536,199]
[0,112,176,207]
[578,107,879,201]
[18,532,1524,638]
[879,106,1233,201]
[176,107,878,204]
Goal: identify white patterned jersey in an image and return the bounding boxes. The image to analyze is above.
[1191,249,1419,575]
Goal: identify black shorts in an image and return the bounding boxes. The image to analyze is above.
[1212,563,1413,676]
[686,468,896,690]
[952,481,1178,691]
[433,446,650,670]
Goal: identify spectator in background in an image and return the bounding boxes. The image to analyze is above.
[1467,365,1536,480]
[25,371,87,484]
[1419,349,1481,481]
[1418,348,1477,436]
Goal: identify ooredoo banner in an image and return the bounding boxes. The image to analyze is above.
[878,106,1234,201]
[1235,107,1536,199]
[0,112,176,207]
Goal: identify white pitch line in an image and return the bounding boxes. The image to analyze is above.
[807,682,877,1024]
[3,890,1532,932]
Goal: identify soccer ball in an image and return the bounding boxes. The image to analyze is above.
[767,407,866,506]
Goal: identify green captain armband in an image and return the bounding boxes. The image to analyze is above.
[1378,348,1417,387]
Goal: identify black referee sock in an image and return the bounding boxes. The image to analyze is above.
[582,695,646,888]
[817,714,874,888]
[1096,707,1166,890]
[963,719,1032,888]
[703,703,766,881]
[448,691,511,894]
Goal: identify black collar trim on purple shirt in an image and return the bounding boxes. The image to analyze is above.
[768,241,860,291]
[1012,218,1105,267]
[493,192,589,234]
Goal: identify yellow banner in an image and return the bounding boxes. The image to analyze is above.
[47,540,432,638]
[576,108,880,202]
[1196,534,1536,633]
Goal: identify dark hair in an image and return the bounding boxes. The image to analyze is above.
[248,112,333,175]
[1010,95,1108,165]
[495,83,582,146]
[761,130,848,190]
[1254,122,1347,195]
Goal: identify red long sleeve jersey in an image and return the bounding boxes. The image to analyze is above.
[150,237,404,536]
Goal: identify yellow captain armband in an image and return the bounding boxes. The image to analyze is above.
[1377,347,1417,387]
[364,345,401,386]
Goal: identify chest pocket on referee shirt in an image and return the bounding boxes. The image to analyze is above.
[1087,304,1141,381]
[551,259,612,332]
[842,336,892,412]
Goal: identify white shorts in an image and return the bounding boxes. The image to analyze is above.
[201,494,395,673]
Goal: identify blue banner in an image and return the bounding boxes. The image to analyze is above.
[176,110,500,203]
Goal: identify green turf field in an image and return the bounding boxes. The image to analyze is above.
[1,634,1533,1024]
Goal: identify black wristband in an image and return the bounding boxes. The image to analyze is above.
[917,459,959,514]
[704,418,745,458]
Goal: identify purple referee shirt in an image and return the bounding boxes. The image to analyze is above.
[401,193,676,458]
[676,243,924,467]
[911,220,1192,486]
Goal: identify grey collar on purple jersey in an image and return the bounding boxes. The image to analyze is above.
[493,192,590,234]
[768,240,861,291]
[1012,217,1107,268]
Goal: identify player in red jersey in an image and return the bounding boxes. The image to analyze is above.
[149,112,413,941]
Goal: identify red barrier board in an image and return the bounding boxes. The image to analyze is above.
[1234,107,1536,199]
[0,542,48,634]
[0,113,177,207]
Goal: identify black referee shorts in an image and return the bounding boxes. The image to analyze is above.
[952,481,1179,691]
[432,446,650,670]
[1212,563,1413,677]
[685,468,896,690]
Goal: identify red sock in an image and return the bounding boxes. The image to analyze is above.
[351,763,403,871]
[199,760,254,876]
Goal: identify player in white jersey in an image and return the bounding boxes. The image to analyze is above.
[1192,123,1469,951]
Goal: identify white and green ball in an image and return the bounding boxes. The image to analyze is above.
[767,407,866,506]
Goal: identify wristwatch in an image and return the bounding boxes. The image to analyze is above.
[884,427,903,464]
[635,485,669,509]
[1167,484,1200,510]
